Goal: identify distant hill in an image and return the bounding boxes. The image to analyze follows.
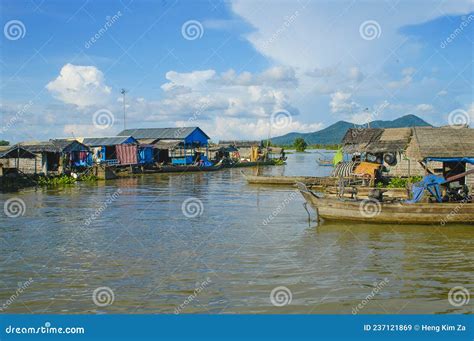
[271,114,432,146]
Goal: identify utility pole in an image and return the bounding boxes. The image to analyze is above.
[121,88,128,130]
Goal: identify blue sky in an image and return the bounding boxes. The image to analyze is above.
[0,0,473,143]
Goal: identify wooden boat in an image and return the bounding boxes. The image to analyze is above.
[230,160,278,168]
[317,159,333,167]
[298,183,474,225]
[242,173,339,186]
[149,164,224,173]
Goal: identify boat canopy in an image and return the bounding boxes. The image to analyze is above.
[425,157,474,164]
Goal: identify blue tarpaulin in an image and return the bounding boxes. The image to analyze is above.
[425,157,474,164]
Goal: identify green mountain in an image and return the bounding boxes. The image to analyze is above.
[271,114,432,146]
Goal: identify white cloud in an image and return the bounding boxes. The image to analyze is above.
[180,116,323,141]
[437,90,448,96]
[46,64,112,107]
[387,67,416,89]
[231,0,473,70]
[416,103,434,113]
[330,91,354,113]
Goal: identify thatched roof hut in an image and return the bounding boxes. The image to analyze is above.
[342,128,411,154]
[407,127,474,160]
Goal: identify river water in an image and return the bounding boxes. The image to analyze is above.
[1,150,472,314]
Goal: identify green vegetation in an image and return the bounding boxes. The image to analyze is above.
[307,144,340,150]
[273,159,286,166]
[377,176,423,188]
[294,138,308,152]
[79,173,98,182]
[0,140,10,146]
[37,175,76,186]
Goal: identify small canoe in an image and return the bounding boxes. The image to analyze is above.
[298,183,474,225]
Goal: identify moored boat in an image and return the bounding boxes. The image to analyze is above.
[297,183,474,225]
[241,173,339,186]
[317,159,333,167]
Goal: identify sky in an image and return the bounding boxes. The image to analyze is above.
[0,0,473,143]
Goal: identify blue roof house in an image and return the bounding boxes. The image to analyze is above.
[117,127,211,165]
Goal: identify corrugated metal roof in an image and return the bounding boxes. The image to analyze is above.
[14,140,89,153]
[118,127,209,140]
[153,140,182,149]
[82,136,136,146]
[0,146,36,159]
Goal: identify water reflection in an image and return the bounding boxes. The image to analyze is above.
[0,151,472,314]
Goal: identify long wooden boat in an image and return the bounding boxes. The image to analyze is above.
[242,173,338,185]
[145,164,225,173]
[298,183,474,224]
[229,160,277,168]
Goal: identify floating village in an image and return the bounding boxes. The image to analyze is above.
[1,124,473,225]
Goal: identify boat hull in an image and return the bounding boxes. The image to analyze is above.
[243,174,339,186]
[300,191,474,225]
